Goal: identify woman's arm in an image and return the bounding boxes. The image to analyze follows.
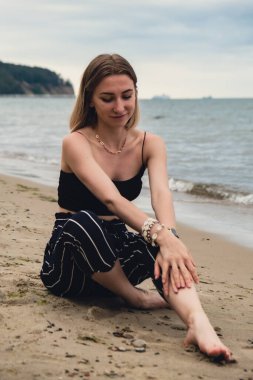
[146,133,176,227]
[145,133,199,294]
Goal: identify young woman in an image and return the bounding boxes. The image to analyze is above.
[40,54,232,361]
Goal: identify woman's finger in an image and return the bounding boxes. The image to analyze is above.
[178,263,193,288]
[154,258,161,279]
[187,250,197,268]
[179,272,186,288]
[161,262,170,295]
[170,272,178,294]
[171,262,181,289]
[185,259,199,284]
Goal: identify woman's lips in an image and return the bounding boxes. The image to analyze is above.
[111,114,127,118]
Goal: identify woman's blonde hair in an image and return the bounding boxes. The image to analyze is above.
[70,54,139,132]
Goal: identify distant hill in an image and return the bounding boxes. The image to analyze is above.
[0,61,74,95]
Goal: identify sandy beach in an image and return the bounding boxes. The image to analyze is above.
[0,173,252,380]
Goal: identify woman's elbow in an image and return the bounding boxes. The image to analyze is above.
[103,193,123,213]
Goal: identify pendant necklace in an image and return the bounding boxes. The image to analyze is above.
[95,134,127,155]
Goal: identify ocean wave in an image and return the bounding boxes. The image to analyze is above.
[169,178,253,205]
[0,151,59,165]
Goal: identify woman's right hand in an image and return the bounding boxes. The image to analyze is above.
[154,230,199,295]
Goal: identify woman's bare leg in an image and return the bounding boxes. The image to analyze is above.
[166,284,232,360]
[92,260,232,360]
[92,259,167,309]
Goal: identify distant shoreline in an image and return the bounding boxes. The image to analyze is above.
[0,61,74,95]
[0,94,75,97]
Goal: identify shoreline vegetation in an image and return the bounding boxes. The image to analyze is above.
[0,61,74,95]
[0,173,253,379]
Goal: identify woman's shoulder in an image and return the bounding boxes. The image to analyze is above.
[131,130,165,162]
[131,129,163,143]
[143,131,165,147]
[62,127,93,146]
[61,129,95,162]
[141,132,166,161]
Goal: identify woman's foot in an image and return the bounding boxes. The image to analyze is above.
[184,312,232,361]
[126,288,168,310]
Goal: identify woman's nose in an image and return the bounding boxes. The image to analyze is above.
[113,99,124,113]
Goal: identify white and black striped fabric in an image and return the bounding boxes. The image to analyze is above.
[40,211,163,298]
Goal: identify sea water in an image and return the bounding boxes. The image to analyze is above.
[0,96,252,248]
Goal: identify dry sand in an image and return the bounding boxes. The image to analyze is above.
[0,173,253,380]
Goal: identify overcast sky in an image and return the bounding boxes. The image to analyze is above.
[1,0,253,98]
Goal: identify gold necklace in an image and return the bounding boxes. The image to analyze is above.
[95,134,127,155]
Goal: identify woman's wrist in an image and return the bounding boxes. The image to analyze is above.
[141,217,179,246]
[154,227,177,246]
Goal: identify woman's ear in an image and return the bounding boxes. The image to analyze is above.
[90,102,94,107]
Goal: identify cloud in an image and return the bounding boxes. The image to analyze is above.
[0,0,253,97]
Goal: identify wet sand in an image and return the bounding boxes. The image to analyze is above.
[0,173,253,380]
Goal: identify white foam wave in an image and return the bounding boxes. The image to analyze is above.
[169,178,253,206]
[169,178,194,192]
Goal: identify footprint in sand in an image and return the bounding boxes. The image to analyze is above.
[86,306,116,320]
[0,290,6,301]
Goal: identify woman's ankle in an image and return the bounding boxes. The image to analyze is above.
[125,288,168,310]
[186,309,207,329]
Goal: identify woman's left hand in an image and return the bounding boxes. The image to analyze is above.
[154,234,199,295]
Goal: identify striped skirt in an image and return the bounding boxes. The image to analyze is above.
[40,210,163,298]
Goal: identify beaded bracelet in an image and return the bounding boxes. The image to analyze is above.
[141,218,180,246]
[151,223,165,246]
[141,217,159,244]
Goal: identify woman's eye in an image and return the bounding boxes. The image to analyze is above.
[101,94,132,103]
[101,98,113,103]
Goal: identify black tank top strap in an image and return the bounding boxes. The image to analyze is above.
[141,131,147,166]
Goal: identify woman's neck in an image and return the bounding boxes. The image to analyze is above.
[94,125,128,150]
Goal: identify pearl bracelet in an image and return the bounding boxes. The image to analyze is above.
[141,218,180,246]
[141,217,159,244]
[151,224,165,246]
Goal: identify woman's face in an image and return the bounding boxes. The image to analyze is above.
[90,74,136,129]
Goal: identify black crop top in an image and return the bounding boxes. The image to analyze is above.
[58,132,147,216]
